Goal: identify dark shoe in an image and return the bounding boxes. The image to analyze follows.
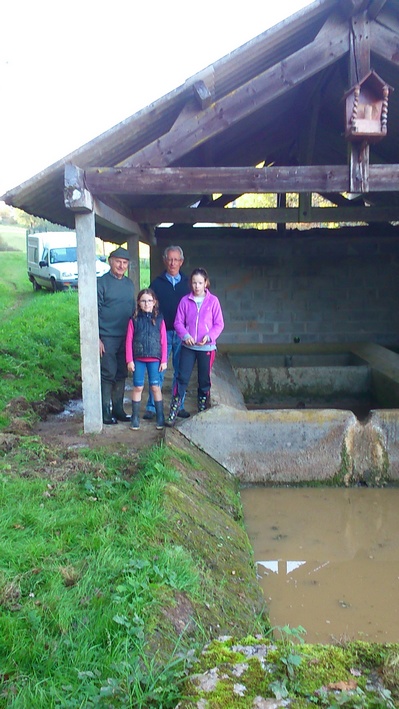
[177,409,190,419]
[130,401,140,430]
[198,394,209,412]
[104,414,118,425]
[165,395,182,427]
[112,380,131,421]
[154,401,165,430]
[143,411,155,420]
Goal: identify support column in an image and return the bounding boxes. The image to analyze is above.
[126,234,140,295]
[75,211,103,433]
[348,11,370,193]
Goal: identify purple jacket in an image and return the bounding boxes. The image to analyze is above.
[174,290,224,346]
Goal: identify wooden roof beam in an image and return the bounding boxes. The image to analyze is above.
[370,22,399,66]
[119,14,349,169]
[84,164,399,196]
[367,0,387,20]
[127,205,399,224]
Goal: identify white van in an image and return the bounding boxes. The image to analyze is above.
[27,231,109,291]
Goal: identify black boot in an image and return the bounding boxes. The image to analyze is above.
[198,393,209,412]
[102,380,118,425]
[154,400,165,430]
[130,401,140,430]
[165,395,182,427]
[112,380,130,422]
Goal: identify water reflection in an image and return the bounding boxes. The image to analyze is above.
[241,487,399,643]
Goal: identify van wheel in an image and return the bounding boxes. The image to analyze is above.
[32,278,42,291]
[50,278,57,292]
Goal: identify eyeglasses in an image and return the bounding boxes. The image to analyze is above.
[139,299,154,304]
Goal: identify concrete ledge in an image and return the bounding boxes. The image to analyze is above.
[171,346,399,484]
[177,406,356,483]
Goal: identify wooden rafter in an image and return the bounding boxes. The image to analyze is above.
[119,14,349,169]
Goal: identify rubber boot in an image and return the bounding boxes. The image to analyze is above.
[130,401,140,430]
[102,380,117,425]
[198,393,209,412]
[165,395,182,427]
[154,400,165,430]
[112,380,131,422]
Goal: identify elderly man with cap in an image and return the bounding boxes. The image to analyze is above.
[97,247,135,425]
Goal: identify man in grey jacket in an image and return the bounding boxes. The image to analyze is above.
[97,247,135,425]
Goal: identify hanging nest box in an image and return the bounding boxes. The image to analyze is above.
[344,70,392,143]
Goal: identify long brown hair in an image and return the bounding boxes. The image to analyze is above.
[133,288,160,325]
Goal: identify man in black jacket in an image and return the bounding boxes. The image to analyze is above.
[143,245,190,420]
[98,247,135,425]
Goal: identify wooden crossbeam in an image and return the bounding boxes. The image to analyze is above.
[83,165,399,196]
[127,206,399,224]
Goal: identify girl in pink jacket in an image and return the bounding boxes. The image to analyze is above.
[165,268,224,426]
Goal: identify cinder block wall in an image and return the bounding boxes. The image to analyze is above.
[153,226,399,346]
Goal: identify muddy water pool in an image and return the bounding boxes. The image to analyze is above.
[241,487,399,643]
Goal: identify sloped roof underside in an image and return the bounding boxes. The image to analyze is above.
[3,0,399,240]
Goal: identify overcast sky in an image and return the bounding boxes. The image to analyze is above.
[0,0,312,196]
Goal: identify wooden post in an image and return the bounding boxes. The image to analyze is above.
[348,11,370,193]
[126,235,140,294]
[75,211,103,433]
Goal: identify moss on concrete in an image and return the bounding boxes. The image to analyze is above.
[162,432,268,639]
[178,636,399,707]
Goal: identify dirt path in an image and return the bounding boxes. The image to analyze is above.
[32,370,197,452]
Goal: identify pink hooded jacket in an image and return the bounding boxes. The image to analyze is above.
[174,290,224,347]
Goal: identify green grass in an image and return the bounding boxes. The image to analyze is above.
[0,252,81,425]
[0,225,26,252]
[0,445,200,707]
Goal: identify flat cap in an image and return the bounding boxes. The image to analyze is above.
[109,247,130,260]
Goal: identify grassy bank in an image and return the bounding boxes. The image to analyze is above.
[0,252,81,428]
[1,439,265,707]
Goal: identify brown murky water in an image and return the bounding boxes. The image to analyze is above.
[241,487,399,643]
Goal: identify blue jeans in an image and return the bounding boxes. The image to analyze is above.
[133,360,161,388]
[145,330,186,412]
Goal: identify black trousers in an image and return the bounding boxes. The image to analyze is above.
[100,336,127,382]
[175,347,215,399]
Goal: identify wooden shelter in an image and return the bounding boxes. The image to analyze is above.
[3,0,399,432]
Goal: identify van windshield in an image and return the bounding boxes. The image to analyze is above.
[49,247,77,264]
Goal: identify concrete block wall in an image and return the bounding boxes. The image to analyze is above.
[153,226,399,346]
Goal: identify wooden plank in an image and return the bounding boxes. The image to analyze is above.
[348,12,370,193]
[128,206,399,224]
[349,11,370,83]
[369,163,399,187]
[119,17,350,168]
[367,0,387,20]
[85,164,399,196]
[370,21,399,65]
[339,0,368,19]
[93,197,153,242]
[85,165,350,194]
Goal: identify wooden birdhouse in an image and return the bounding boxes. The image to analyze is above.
[344,70,391,143]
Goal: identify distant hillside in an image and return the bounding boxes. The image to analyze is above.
[0,226,26,252]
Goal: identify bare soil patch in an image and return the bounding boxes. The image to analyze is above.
[29,372,195,453]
